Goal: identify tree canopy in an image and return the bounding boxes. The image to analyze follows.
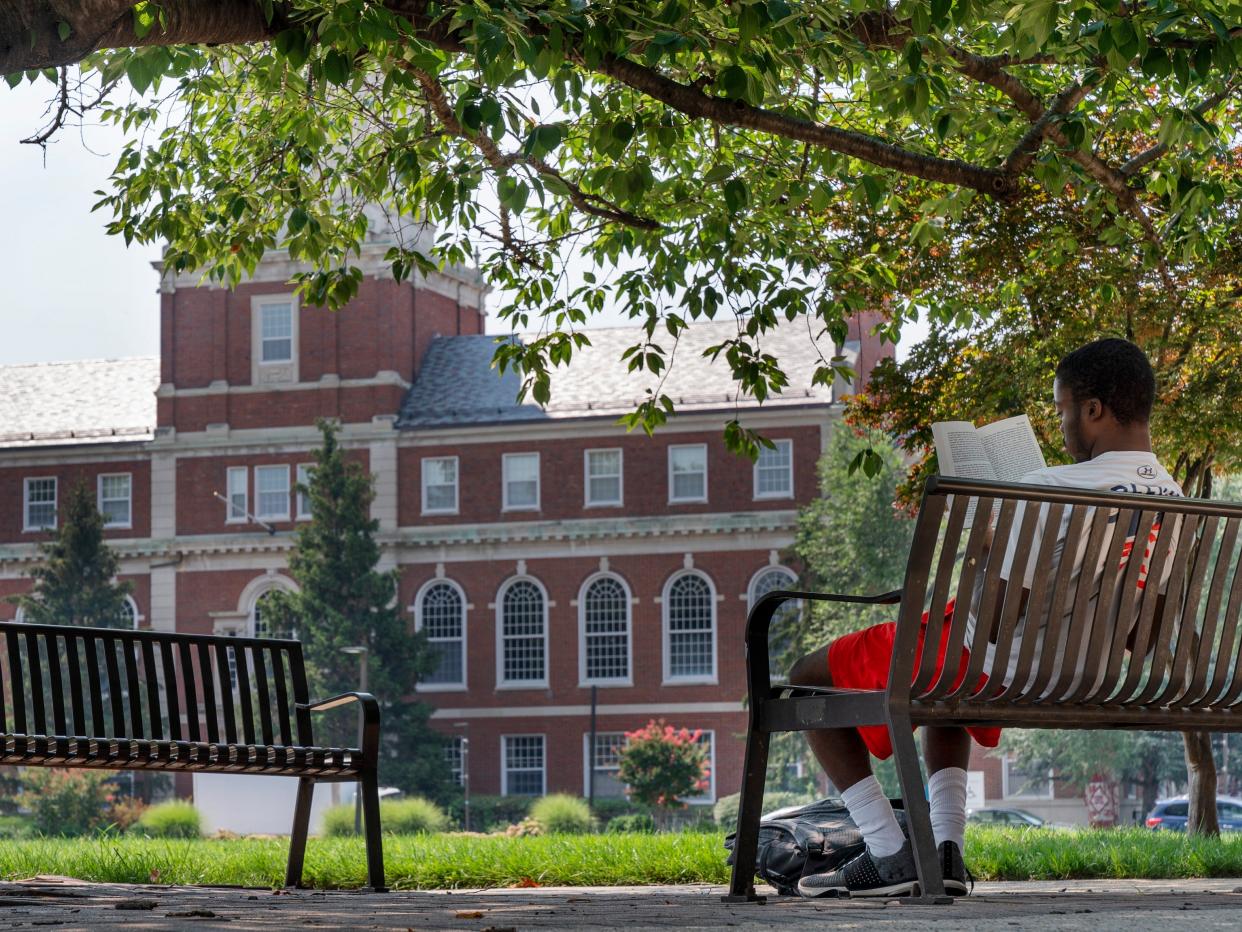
[3,1,1238,450]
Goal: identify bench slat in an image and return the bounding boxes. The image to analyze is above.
[926,498,996,699]
[197,641,220,745]
[161,639,182,742]
[25,631,47,738]
[66,635,86,737]
[103,635,125,738]
[46,634,67,738]
[1179,518,1240,707]
[179,640,201,743]
[234,644,257,747]
[215,641,239,746]
[9,629,28,735]
[271,647,294,748]
[912,493,969,695]
[253,646,275,747]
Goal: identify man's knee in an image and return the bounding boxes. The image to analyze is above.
[789,644,832,687]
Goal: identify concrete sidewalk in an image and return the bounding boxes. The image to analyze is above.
[4,876,1242,930]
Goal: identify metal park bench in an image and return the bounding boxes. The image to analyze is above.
[727,476,1242,903]
[0,621,384,891]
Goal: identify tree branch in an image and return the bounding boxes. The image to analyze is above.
[1120,82,1240,177]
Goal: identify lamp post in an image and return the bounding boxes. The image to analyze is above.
[452,721,471,831]
[341,645,369,835]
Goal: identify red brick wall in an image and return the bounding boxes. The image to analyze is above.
[163,385,408,433]
[175,568,297,636]
[0,459,151,542]
[398,425,819,527]
[0,573,150,624]
[175,449,369,536]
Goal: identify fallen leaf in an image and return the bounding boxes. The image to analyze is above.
[454,910,485,919]
[513,877,540,888]
[149,868,161,883]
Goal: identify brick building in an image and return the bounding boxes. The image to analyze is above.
[0,233,896,810]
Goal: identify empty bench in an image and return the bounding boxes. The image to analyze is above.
[728,476,1242,902]
[0,621,384,890]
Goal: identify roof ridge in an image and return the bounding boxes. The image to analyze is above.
[0,355,160,371]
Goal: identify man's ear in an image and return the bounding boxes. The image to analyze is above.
[1084,398,1106,422]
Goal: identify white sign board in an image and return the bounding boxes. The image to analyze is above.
[966,770,986,809]
[192,773,343,836]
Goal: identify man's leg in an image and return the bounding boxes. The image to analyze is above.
[923,726,972,894]
[789,646,904,859]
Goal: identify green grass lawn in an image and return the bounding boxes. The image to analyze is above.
[2,828,1242,889]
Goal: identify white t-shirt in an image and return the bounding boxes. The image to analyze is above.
[967,450,1183,686]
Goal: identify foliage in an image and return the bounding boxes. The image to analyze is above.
[5,1,1239,454]
[382,798,449,835]
[135,801,202,839]
[444,794,532,833]
[605,814,655,834]
[589,797,651,824]
[107,797,148,833]
[9,481,132,627]
[504,817,544,837]
[320,804,359,839]
[17,768,114,836]
[529,794,593,834]
[263,420,449,798]
[616,720,709,822]
[712,790,813,832]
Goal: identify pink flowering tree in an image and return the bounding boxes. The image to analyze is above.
[616,719,710,830]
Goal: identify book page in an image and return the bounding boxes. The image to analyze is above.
[930,421,997,481]
[977,415,1046,483]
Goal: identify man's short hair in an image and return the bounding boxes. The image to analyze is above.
[1055,339,1156,425]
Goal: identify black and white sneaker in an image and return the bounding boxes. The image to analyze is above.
[940,841,972,896]
[797,842,919,898]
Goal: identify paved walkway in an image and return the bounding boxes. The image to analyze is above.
[4,876,1242,930]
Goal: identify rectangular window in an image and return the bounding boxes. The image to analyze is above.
[584,732,628,799]
[295,464,313,520]
[668,444,708,503]
[422,457,459,515]
[254,465,290,520]
[684,730,716,804]
[444,737,465,787]
[259,302,293,363]
[502,734,546,796]
[23,477,57,531]
[97,473,133,528]
[754,439,793,499]
[585,449,623,507]
[226,467,248,522]
[503,453,540,511]
[1002,756,1054,799]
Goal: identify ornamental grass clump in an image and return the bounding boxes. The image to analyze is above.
[135,801,201,838]
[530,794,593,834]
[322,798,448,837]
[616,720,710,830]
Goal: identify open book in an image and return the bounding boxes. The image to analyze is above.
[932,416,1047,526]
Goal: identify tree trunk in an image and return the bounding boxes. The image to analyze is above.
[1184,731,1220,836]
[1140,772,1160,824]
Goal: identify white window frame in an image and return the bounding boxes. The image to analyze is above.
[226,467,249,524]
[501,734,547,797]
[584,448,624,508]
[254,465,291,521]
[412,578,468,692]
[421,456,460,516]
[97,472,133,529]
[753,438,794,500]
[577,572,633,687]
[1001,755,1055,800]
[683,730,717,805]
[661,569,718,685]
[444,736,465,787]
[582,731,628,798]
[23,477,58,532]
[495,576,550,689]
[295,463,313,521]
[667,443,708,504]
[117,595,141,630]
[502,452,541,512]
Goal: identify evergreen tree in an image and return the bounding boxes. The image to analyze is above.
[10,481,132,627]
[265,420,451,798]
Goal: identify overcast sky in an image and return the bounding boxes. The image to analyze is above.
[0,80,924,369]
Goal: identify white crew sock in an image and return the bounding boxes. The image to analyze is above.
[928,766,968,851]
[841,775,905,858]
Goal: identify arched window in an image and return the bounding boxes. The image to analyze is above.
[663,571,716,683]
[497,579,547,687]
[251,591,275,638]
[115,596,140,630]
[579,574,631,685]
[748,567,799,677]
[417,581,466,688]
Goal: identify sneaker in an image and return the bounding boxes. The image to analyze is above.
[940,841,972,896]
[797,842,919,898]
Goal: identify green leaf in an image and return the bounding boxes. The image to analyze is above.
[57,21,71,42]
[723,178,749,214]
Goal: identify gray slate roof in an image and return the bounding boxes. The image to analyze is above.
[397,318,847,429]
[0,357,159,449]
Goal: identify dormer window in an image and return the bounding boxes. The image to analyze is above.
[251,294,299,384]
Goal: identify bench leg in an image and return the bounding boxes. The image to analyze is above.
[360,772,387,892]
[722,721,769,904]
[284,777,315,889]
[889,712,951,904]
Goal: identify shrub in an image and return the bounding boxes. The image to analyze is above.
[108,797,149,833]
[606,813,655,833]
[530,794,592,834]
[445,794,532,832]
[382,798,448,835]
[591,798,650,824]
[616,720,709,828]
[322,804,359,838]
[136,801,201,838]
[505,816,543,837]
[713,791,812,831]
[18,768,114,836]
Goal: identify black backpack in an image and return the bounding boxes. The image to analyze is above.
[723,797,910,896]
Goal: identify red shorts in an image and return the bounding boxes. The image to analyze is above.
[826,600,1002,760]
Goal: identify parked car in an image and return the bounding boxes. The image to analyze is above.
[1145,796,1242,831]
[966,807,1046,828]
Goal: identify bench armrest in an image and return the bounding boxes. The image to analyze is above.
[296,692,381,768]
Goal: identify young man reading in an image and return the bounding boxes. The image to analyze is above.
[789,338,1182,898]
